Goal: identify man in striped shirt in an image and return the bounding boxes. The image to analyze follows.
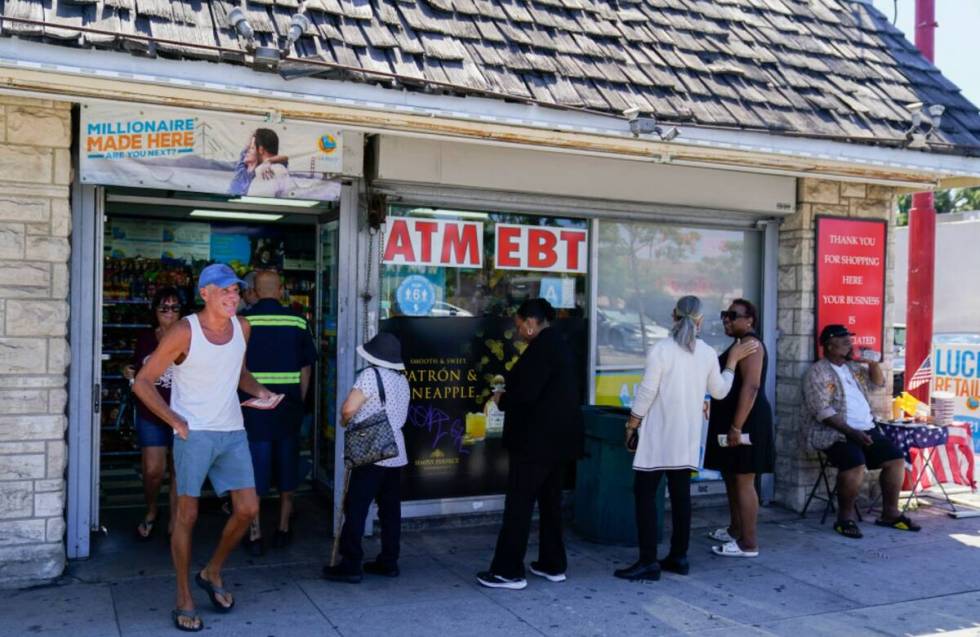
[240,270,317,555]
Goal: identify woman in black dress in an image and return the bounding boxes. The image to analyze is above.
[704,298,774,558]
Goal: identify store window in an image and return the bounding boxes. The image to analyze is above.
[594,220,762,407]
[379,205,588,501]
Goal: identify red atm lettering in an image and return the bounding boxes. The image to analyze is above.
[497,226,522,268]
[415,220,438,263]
[527,229,558,269]
[383,219,415,263]
[442,223,479,266]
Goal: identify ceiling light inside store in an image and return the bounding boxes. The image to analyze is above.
[420,209,489,220]
[229,196,321,208]
[189,210,284,221]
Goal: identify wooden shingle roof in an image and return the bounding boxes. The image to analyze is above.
[3,0,979,156]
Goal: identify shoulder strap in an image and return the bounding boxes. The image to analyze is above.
[372,367,387,406]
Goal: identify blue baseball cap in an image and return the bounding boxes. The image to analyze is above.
[197,263,246,290]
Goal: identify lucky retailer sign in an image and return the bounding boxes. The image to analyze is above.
[382,217,588,274]
[931,342,980,451]
[815,217,886,356]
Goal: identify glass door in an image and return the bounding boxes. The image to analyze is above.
[314,217,340,486]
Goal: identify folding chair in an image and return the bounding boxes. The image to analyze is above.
[800,451,863,524]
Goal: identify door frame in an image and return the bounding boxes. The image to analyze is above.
[67,184,104,559]
[66,184,353,559]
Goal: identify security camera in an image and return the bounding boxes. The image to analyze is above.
[622,106,641,121]
[660,126,680,142]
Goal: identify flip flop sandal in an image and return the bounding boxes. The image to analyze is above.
[134,519,155,542]
[833,520,863,539]
[171,609,203,632]
[875,515,922,532]
[195,572,235,613]
[711,540,759,558]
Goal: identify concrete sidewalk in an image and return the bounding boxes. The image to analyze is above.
[3,496,980,637]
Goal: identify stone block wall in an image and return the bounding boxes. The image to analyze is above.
[774,178,897,511]
[0,96,72,587]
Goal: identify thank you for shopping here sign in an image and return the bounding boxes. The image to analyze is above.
[80,104,343,201]
[932,343,980,450]
[815,217,886,357]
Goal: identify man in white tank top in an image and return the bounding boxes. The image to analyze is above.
[134,263,281,632]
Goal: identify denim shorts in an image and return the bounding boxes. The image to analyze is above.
[173,429,255,497]
[136,415,174,448]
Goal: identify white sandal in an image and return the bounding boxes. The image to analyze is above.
[711,540,758,558]
[708,528,735,543]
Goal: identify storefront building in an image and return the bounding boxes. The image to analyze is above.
[1,0,980,586]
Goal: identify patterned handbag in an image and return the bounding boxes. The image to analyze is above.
[343,367,399,468]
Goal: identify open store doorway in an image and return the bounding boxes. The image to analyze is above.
[94,188,339,540]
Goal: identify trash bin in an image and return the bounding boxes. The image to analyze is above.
[573,405,664,545]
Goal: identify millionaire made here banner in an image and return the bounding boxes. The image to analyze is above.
[80,104,343,202]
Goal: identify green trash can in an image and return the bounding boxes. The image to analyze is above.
[573,405,665,545]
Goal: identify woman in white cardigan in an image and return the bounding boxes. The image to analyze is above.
[614,296,757,582]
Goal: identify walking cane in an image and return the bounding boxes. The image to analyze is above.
[330,466,351,567]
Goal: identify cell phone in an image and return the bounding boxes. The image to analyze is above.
[627,429,639,453]
[718,433,751,447]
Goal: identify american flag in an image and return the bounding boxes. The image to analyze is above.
[908,423,977,491]
[908,354,932,391]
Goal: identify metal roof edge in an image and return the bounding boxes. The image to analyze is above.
[2,38,980,186]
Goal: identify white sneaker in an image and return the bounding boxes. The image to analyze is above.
[476,571,528,590]
[708,527,735,543]
[529,562,567,582]
[711,540,759,558]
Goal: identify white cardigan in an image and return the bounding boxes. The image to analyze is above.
[631,338,735,472]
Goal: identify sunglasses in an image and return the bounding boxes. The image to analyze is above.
[720,311,748,321]
[157,304,182,313]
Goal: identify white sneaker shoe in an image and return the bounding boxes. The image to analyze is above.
[708,527,735,543]
[528,562,567,582]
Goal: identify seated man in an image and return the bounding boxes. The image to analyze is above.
[802,324,920,538]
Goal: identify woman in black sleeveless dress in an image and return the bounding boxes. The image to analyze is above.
[704,299,774,558]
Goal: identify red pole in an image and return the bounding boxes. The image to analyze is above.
[905,0,937,402]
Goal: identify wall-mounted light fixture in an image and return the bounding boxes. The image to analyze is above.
[284,11,311,54]
[227,6,255,44]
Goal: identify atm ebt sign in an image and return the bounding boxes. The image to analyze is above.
[382,217,588,274]
[383,218,484,268]
[495,224,588,274]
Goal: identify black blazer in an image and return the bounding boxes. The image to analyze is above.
[499,326,584,464]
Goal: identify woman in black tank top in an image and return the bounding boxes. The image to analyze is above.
[704,299,774,558]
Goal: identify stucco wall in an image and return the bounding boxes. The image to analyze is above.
[0,96,71,587]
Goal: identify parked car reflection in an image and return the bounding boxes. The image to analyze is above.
[597,307,668,353]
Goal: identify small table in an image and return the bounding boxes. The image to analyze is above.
[879,422,980,518]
